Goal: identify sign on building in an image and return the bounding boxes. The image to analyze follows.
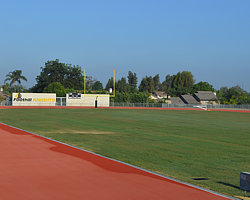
[12,93,56,106]
[68,93,81,99]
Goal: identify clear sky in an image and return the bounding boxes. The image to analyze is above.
[0,0,250,91]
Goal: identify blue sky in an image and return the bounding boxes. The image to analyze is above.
[0,0,250,91]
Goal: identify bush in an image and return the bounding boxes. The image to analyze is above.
[43,82,66,97]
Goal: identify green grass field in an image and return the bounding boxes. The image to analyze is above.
[0,108,250,198]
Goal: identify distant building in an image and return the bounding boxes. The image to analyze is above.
[170,97,185,104]
[170,91,218,105]
[180,94,200,104]
[150,91,171,103]
[0,86,8,101]
[193,91,217,105]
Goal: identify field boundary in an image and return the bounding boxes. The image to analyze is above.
[0,106,250,113]
[0,122,239,200]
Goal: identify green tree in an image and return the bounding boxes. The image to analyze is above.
[217,86,250,104]
[4,70,27,92]
[237,93,250,104]
[153,74,160,91]
[105,77,116,91]
[116,77,128,92]
[32,59,83,92]
[2,83,12,95]
[128,92,149,103]
[92,81,103,91]
[147,76,154,93]
[172,71,194,88]
[139,76,154,93]
[160,71,195,96]
[64,65,84,89]
[43,82,66,97]
[114,92,149,103]
[160,74,173,91]
[114,92,129,102]
[217,87,229,104]
[139,77,147,92]
[127,71,138,91]
[181,71,195,88]
[192,82,214,92]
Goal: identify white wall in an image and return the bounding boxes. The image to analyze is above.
[12,93,56,106]
[66,94,110,107]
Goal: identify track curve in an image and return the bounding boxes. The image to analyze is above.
[0,123,236,200]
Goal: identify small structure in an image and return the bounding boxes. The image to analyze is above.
[66,93,109,107]
[240,172,250,191]
[193,91,217,105]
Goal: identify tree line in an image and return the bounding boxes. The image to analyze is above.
[1,59,250,104]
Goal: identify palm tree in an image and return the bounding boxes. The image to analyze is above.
[5,70,27,92]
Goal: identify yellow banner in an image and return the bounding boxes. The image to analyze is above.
[33,98,56,102]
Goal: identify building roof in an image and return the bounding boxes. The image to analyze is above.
[153,91,168,98]
[170,97,185,104]
[0,91,8,100]
[150,94,158,100]
[194,91,217,101]
[181,94,200,104]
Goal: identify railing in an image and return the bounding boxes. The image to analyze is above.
[1,99,250,110]
[0,100,12,106]
[207,104,250,110]
[110,102,250,110]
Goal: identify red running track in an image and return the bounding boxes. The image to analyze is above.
[0,123,234,200]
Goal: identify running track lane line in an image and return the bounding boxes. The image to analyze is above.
[0,123,238,200]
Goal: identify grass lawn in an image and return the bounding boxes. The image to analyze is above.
[0,108,250,198]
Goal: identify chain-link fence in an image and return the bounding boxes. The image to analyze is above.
[1,98,250,110]
[206,104,250,110]
[110,102,250,110]
[0,100,12,106]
